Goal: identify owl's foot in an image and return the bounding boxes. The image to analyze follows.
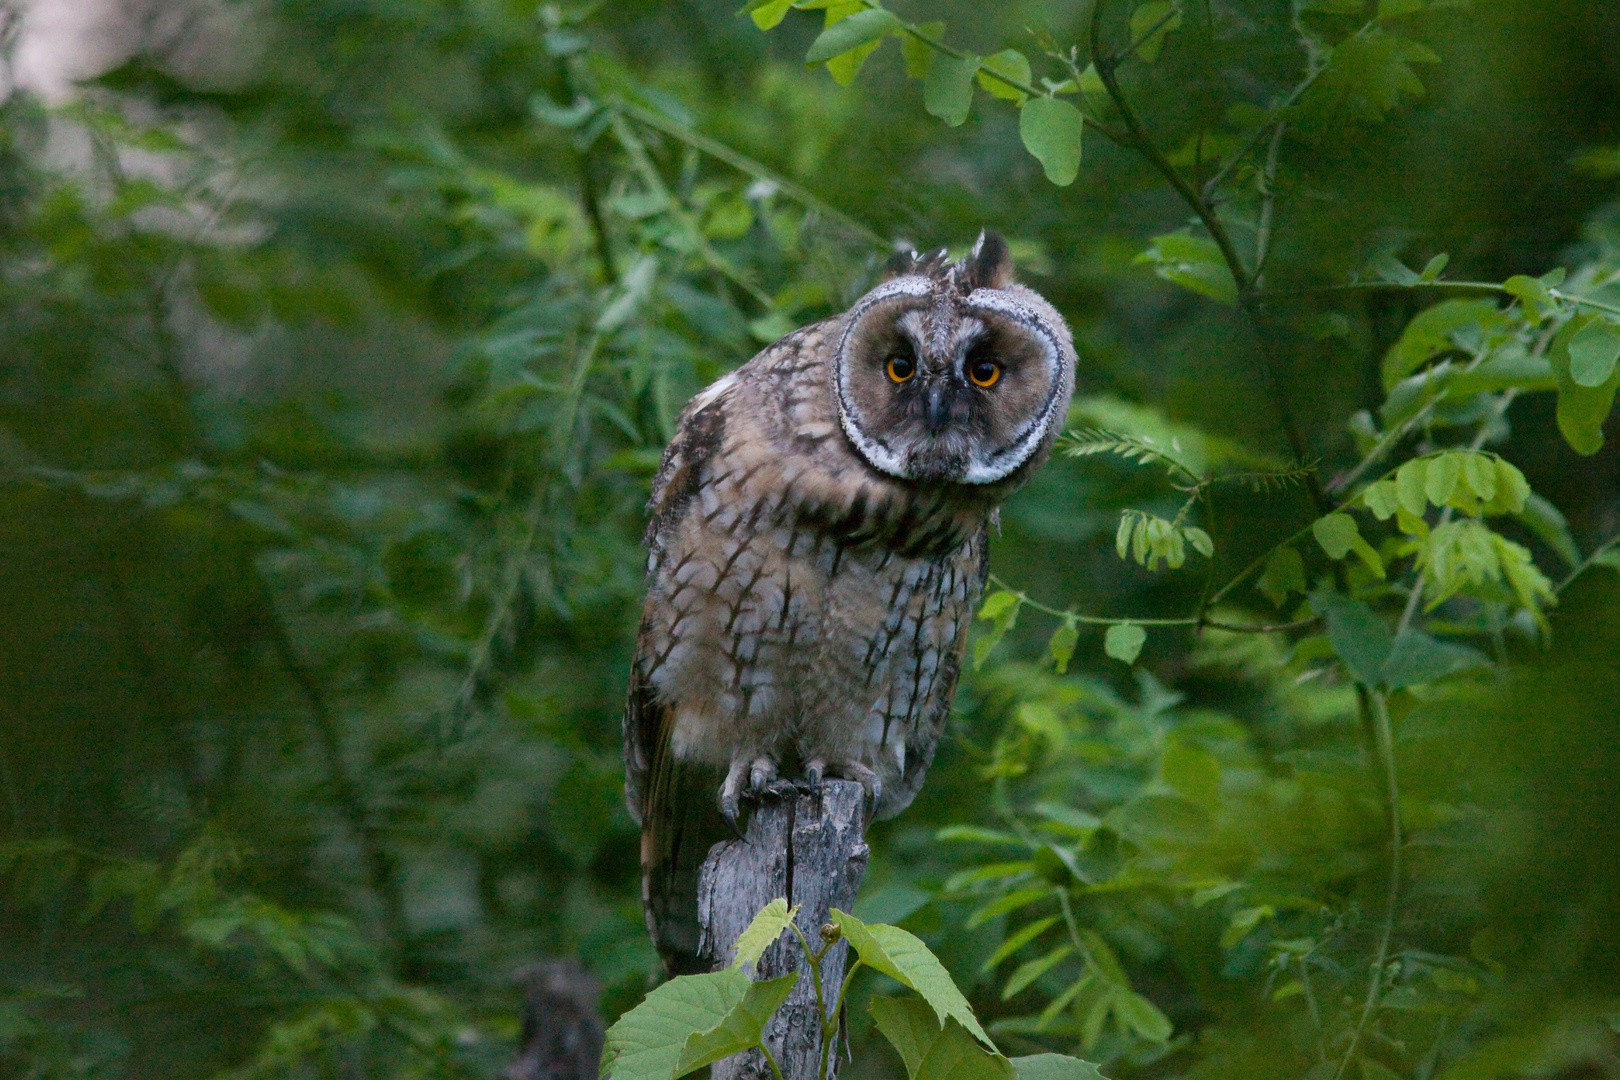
[718,754,780,838]
[803,758,882,824]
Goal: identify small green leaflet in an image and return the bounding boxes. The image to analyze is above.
[925,54,978,126]
[1104,623,1146,664]
[1312,513,1384,577]
[1566,316,1620,387]
[830,908,995,1048]
[747,0,793,30]
[1549,313,1620,455]
[1047,620,1079,674]
[1135,231,1237,304]
[1129,1,1183,63]
[977,49,1031,101]
[1019,98,1084,186]
[974,590,1022,668]
[804,8,899,63]
[1256,546,1306,607]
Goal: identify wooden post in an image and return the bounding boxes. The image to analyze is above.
[695,780,869,1080]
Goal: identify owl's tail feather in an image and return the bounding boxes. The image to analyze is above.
[641,756,729,977]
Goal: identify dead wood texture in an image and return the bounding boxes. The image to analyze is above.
[696,780,870,1080]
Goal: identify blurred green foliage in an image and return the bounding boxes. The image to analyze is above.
[1,1,1618,1079]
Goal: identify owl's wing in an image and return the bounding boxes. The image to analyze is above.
[623,379,735,975]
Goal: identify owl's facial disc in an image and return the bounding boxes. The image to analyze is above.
[835,278,1069,486]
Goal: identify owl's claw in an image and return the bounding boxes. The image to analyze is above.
[749,755,778,792]
[841,762,883,825]
[804,758,826,792]
[718,759,748,839]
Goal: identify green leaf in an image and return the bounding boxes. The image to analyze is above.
[1380,299,1508,390]
[748,0,794,30]
[1548,312,1620,455]
[1183,525,1214,558]
[1002,946,1073,1000]
[1161,741,1221,809]
[1257,546,1308,607]
[1313,513,1384,577]
[871,995,943,1078]
[1378,0,1424,17]
[601,969,751,1080]
[1019,98,1084,186]
[1566,316,1620,387]
[730,898,800,971]
[925,54,979,126]
[805,7,900,63]
[1378,630,1490,689]
[1135,231,1238,304]
[1309,590,1394,686]
[1047,621,1080,674]
[1104,623,1146,664]
[1515,493,1581,568]
[1129,1,1183,62]
[974,590,1023,669]
[966,888,1050,929]
[1418,251,1449,280]
[1307,32,1439,124]
[977,49,1032,101]
[830,909,996,1048]
[1369,251,1420,286]
[982,917,1062,974]
[1503,274,1556,324]
[1112,990,1173,1042]
[1312,513,1360,560]
[915,1018,1017,1080]
[1396,458,1429,517]
[1011,1054,1107,1080]
[901,22,945,78]
[675,974,798,1075]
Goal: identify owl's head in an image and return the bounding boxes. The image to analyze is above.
[833,231,1076,488]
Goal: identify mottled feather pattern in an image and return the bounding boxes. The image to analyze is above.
[624,233,1074,973]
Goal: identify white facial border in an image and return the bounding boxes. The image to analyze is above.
[958,288,1068,484]
[833,275,936,480]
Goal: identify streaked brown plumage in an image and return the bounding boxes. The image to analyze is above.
[624,232,1076,973]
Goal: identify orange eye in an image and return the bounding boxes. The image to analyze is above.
[968,359,1002,387]
[887,356,915,383]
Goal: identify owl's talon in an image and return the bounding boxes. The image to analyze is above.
[804,758,826,792]
[840,762,883,825]
[748,755,778,793]
[719,759,749,839]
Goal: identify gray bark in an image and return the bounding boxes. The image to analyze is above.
[696,780,869,1080]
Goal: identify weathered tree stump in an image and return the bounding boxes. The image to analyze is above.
[695,780,869,1080]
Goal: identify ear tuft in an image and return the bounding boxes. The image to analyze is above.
[880,247,920,281]
[963,230,1014,291]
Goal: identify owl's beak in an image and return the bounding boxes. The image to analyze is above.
[924,380,954,434]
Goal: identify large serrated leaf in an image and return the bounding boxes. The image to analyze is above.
[601,969,751,1080]
[675,973,797,1075]
[730,898,799,971]
[830,909,995,1048]
[1378,630,1490,689]
[870,995,942,1078]
[915,1018,1016,1080]
[1011,1054,1107,1080]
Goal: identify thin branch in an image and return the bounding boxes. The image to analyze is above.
[1253,121,1287,285]
[1089,0,1252,294]
[1556,530,1620,596]
[1332,688,1402,1080]
[1275,279,1620,320]
[617,100,888,249]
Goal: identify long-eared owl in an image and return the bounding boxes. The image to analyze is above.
[623,232,1077,973]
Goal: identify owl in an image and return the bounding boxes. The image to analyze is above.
[623,231,1076,974]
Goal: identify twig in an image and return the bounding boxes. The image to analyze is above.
[617,100,888,249]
